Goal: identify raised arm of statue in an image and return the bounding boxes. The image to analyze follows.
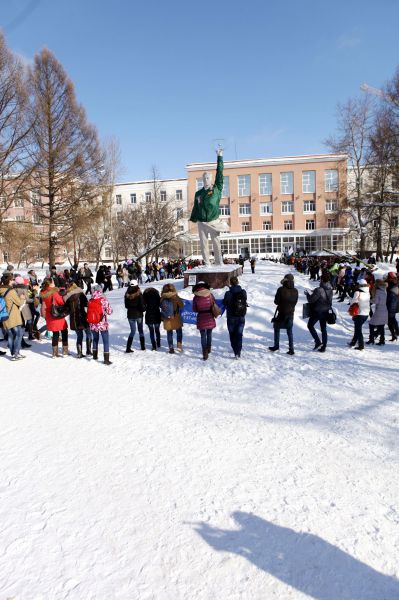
[214,153,224,193]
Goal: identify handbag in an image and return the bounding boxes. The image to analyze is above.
[326,308,337,325]
[348,303,359,317]
[211,301,221,318]
[302,303,311,319]
[50,297,69,319]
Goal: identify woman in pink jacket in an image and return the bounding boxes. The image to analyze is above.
[192,281,217,361]
[88,285,113,364]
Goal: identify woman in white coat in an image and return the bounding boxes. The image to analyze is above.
[366,279,388,345]
[349,279,370,350]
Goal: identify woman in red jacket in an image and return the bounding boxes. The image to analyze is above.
[40,278,69,358]
[192,281,217,361]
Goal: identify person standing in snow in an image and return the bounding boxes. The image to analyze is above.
[40,277,69,358]
[192,281,217,361]
[88,284,113,364]
[348,278,370,350]
[366,279,388,345]
[386,273,399,342]
[143,287,162,350]
[0,272,26,360]
[223,276,247,359]
[124,280,146,352]
[160,283,184,354]
[64,281,93,358]
[304,272,333,353]
[269,273,298,355]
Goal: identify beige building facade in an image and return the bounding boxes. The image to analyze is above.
[186,153,352,257]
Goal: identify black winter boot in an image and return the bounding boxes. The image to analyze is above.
[86,340,92,356]
[93,349,98,360]
[21,338,31,349]
[151,341,157,351]
[126,335,134,353]
[156,332,161,348]
[104,352,112,365]
[366,325,375,345]
[140,336,146,350]
[76,344,83,358]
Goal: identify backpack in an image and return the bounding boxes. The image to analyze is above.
[87,297,103,324]
[0,289,11,323]
[231,290,247,317]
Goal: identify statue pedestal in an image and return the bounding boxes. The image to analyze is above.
[183,265,243,289]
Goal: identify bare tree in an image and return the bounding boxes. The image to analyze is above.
[0,32,32,237]
[27,48,105,266]
[325,97,376,256]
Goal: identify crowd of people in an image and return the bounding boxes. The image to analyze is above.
[268,256,399,354]
[1,255,398,362]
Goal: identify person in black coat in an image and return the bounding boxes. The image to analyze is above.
[124,280,146,352]
[143,287,162,350]
[386,274,399,341]
[305,272,333,352]
[95,265,106,286]
[223,276,247,359]
[269,273,298,355]
[64,282,93,357]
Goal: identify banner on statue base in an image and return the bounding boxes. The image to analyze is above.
[180,299,225,324]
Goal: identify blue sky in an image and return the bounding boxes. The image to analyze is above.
[1,0,399,181]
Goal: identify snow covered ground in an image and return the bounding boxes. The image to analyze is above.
[1,262,398,600]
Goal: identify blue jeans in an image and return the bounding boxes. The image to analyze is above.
[92,330,109,352]
[7,325,23,356]
[148,323,160,346]
[117,277,124,288]
[227,316,245,356]
[200,329,212,350]
[167,328,182,348]
[128,318,144,339]
[76,328,92,345]
[353,315,368,347]
[273,316,294,350]
[308,314,328,347]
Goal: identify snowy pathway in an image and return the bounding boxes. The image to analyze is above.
[1,262,398,599]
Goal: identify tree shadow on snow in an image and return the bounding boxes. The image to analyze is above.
[194,512,399,600]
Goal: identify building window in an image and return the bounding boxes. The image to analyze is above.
[176,189,183,201]
[15,215,24,222]
[222,176,230,198]
[238,175,250,197]
[280,171,293,194]
[145,192,151,202]
[176,208,184,220]
[260,202,273,215]
[302,171,316,193]
[239,203,251,215]
[306,219,315,230]
[281,201,294,213]
[263,221,272,231]
[325,200,337,212]
[130,193,136,204]
[259,173,272,195]
[304,200,316,213]
[178,225,184,232]
[392,216,399,228]
[31,190,41,205]
[14,198,24,207]
[325,169,338,192]
[219,205,230,216]
[115,194,122,205]
[241,221,250,232]
[327,219,336,228]
[284,220,293,230]
[105,247,112,258]
[32,213,42,224]
[0,197,6,208]
[196,178,203,191]
[160,191,166,202]
[373,219,378,228]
